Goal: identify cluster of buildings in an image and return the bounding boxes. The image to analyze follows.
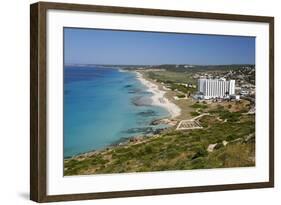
[196,78,240,100]
[192,66,255,99]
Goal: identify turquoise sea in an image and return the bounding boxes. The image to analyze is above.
[64,66,170,158]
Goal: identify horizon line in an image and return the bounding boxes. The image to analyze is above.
[64,63,255,66]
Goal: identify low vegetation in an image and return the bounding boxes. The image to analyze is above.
[190,103,208,109]
[176,94,186,98]
[64,107,255,176]
[146,71,196,94]
[147,71,195,84]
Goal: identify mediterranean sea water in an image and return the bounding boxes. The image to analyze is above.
[64,66,170,158]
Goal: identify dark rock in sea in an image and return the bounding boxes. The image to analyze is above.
[132,96,152,106]
[124,84,133,88]
[137,110,158,117]
[132,96,141,106]
[123,84,143,94]
[152,128,166,135]
[141,91,151,95]
[150,119,162,125]
[128,88,142,94]
[122,127,154,134]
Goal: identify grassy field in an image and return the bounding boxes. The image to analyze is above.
[146,70,196,85]
[64,106,255,175]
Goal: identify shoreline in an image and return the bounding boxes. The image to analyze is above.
[65,69,181,160]
[64,126,169,160]
[135,71,181,118]
[64,133,162,160]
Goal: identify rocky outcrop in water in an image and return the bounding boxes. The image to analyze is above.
[122,127,154,134]
[132,96,152,106]
[137,110,158,117]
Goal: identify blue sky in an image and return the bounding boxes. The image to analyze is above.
[64,28,255,65]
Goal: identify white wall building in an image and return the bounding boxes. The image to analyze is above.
[198,78,235,99]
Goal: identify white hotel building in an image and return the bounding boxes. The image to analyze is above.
[198,78,235,99]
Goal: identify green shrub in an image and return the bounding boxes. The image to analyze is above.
[190,158,206,169]
[226,134,238,141]
[192,146,208,159]
[166,148,180,158]
[177,94,186,98]
[190,103,208,109]
[190,111,200,117]
[144,145,154,154]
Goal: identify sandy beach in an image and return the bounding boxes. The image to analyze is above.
[135,72,181,118]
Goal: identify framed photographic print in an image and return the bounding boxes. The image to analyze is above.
[30,1,274,202]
